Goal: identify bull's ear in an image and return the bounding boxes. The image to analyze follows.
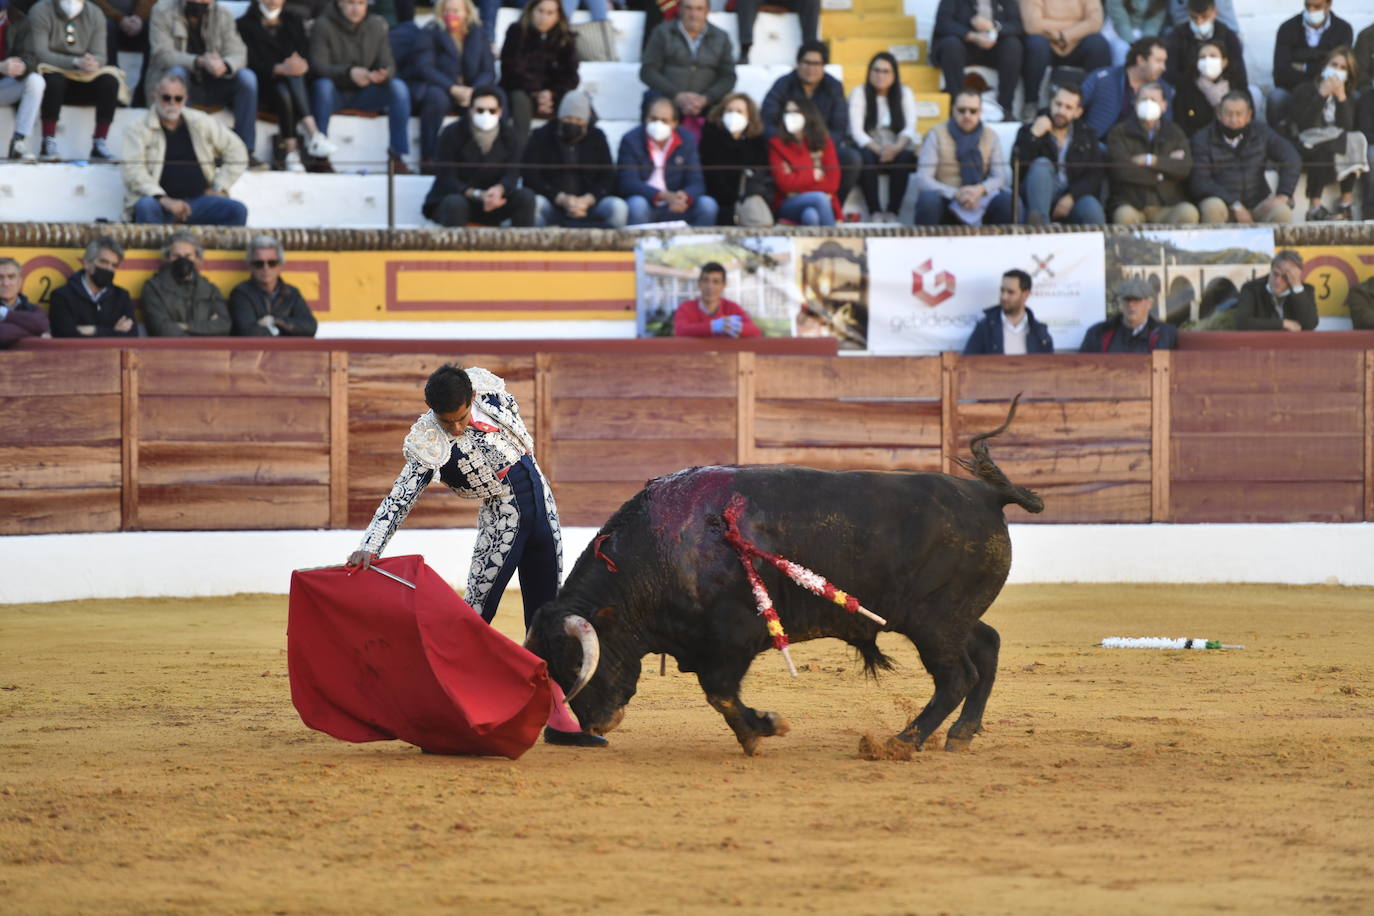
[594,606,617,624]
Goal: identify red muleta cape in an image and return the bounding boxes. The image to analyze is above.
[287,555,551,759]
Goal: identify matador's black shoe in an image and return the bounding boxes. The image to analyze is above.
[543,727,608,748]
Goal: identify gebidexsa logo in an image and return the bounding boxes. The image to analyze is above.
[1030,253,1056,280]
[911,259,955,307]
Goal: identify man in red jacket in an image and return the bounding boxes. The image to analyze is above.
[0,257,51,349]
[672,261,762,338]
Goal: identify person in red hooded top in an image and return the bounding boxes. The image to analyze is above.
[673,262,761,338]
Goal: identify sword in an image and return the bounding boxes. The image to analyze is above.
[368,565,416,589]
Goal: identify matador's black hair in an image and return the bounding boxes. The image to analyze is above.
[425,363,474,414]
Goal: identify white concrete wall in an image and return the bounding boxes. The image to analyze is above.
[3,523,1370,604]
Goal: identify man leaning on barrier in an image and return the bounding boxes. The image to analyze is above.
[229,234,317,337]
[1079,277,1178,353]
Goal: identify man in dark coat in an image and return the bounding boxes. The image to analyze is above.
[1106,81,1198,224]
[522,89,626,228]
[1163,0,1247,91]
[963,268,1054,354]
[424,85,536,227]
[760,42,860,212]
[1265,0,1353,132]
[931,0,1027,121]
[1344,276,1374,330]
[141,230,232,337]
[0,257,50,347]
[1012,83,1104,225]
[48,237,138,338]
[1233,250,1318,332]
[1191,91,1299,224]
[229,234,317,336]
[1079,277,1178,352]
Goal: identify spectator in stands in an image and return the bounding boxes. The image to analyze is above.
[736,0,817,66]
[1172,39,1244,137]
[309,0,412,173]
[1012,83,1105,225]
[617,95,719,226]
[699,91,772,226]
[1080,277,1178,351]
[673,262,760,338]
[237,0,337,172]
[142,230,231,337]
[1021,0,1112,119]
[768,98,839,226]
[1166,0,1235,34]
[1103,0,1168,68]
[1233,250,1317,331]
[148,0,258,160]
[930,0,1027,122]
[2,2,45,161]
[1106,81,1197,223]
[499,0,578,144]
[762,42,861,214]
[123,71,249,224]
[399,0,494,173]
[1164,0,1245,96]
[962,268,1053,354]
[0,257,50,347]
[1290,46,1363,221]
[1266,0,1353,134]
[850,52,918,222]
[1344,276,1374,330]
[1356,21,1374,95]
[229,233,317,337]
[914,88,1013,226]
[28,0,123,161]
[1080,35,1171,139]
[522,88,627,227]
[423,85,537,227]
[1191,90,1299,224]
[638,0,734,140]
[94,0,151,102]
[48,236,137,337]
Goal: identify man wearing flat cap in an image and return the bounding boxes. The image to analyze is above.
[1079,276,1179,352]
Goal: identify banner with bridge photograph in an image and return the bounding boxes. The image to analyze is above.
[866,232,1106,354]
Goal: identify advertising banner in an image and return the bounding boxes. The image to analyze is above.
[1293,245,1374,329]
[636,234,801,339]
[866,232,1106,354]
[1104,227,1273,329]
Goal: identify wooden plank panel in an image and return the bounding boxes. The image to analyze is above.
[0,445,121,488]
[0,488,121,535]
[1172,435,1364,482]
[139,442,330,486]
[553,481,646,527]
[1151,350,1171,523]
[548,353,738,398]
[1172,350,1364,394]
[750,445,942,471]
[347,494,479,530]
[1007,482,1152,524]
[1366,351,1373,522]
[347,381,536,420]
[138,350,331,397]
[1171,481,1364,523]
[954,399,1152,444]
[140,396,329,443]
[755,399,942,448]
[755,356,941,399]
[972,443,1153,485]
[1170,392,1362,435]
[551,398,744,440]
[329,351,349,529]
[348,354,537,395]
[0,351,121,396]
[550,439,737,482]
[735,352,753,464]
[941,351,957,476]
[122,349,139,530]
[956,354,1152,400]
[0,395,122,446]
[139,484,330,529]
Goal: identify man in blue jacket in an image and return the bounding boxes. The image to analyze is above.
[962,268,1055,354]
[616,95,719,226]
[1080,35,1172,139]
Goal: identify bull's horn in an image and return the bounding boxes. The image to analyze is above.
[562,614,600,702]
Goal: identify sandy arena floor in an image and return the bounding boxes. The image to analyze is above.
[1,583,1371,915]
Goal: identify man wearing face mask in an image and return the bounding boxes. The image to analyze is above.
[423,85,536,227]
[1163,0,1246,92]
[140,230,232,337]
[123,72,249,224]
[1166,0,1235,33]
[617,95,720,226]
[1266,0,1352,133]
[48,237,138,338]
[1080,35,1173,140]
[521,89,627,228]
[148,0,259,159]
[1192,91,1299,225]
[1233,250,1317,332]
[1106,81,1198,224]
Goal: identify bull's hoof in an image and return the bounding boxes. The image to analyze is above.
[763,712,790,737]
[944,735,973,752]
[543,727,609,748]
[857,734,915,761]
[738,734,761,756]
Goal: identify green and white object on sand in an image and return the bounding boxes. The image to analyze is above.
[1099,637,1245,650]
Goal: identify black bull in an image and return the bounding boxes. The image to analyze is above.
[528,400,1043,755]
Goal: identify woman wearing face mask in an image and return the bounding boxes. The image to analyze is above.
[768,98,840,226]
[699,92,772,226]
[1290,46,1362,221]
[1173,40,1247,137]
[1163,0,1246,91]
[402,0,494,173]
[237,0,336,172]
[1102,0,1168,68]
[849,52,918,223]
[499,0,578,144]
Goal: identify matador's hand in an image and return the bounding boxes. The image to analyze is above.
[346,550,375,569]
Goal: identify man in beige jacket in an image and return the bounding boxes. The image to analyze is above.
[122,71,248,224]
[1021,0,1111,118]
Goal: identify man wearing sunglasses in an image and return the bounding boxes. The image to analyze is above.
[229,234,317,336]
[122,71,249,224]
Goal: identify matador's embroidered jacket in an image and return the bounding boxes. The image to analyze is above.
[357,367,562,618]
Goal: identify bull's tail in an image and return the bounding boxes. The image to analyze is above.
[954,394,1045,514]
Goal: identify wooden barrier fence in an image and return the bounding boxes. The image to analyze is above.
[2,347,1371,535]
